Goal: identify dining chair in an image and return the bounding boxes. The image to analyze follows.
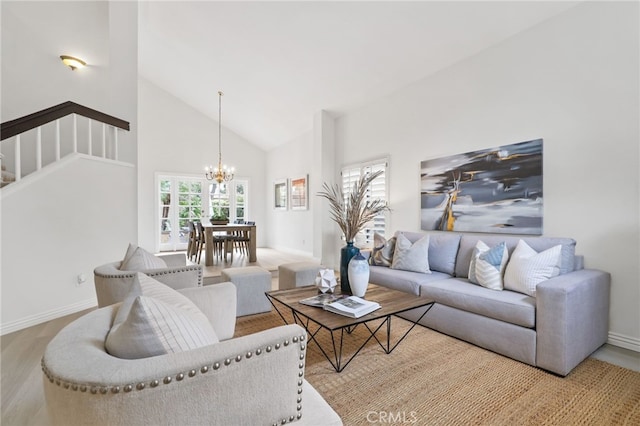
[198,221,227,263]
[195,221,206,263]
[236,225,252,257]
[187,221,198,261]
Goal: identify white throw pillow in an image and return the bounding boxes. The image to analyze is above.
[120,244,167,271]
[468,241,509,291]
[391,233,431,274]
[504,240,562,297]
[106,273,218,359]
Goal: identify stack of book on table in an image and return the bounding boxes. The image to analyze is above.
[300,294,381,318]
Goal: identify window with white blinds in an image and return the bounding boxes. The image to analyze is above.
[341,159,389,246]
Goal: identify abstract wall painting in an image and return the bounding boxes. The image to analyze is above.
[420,139,543,235]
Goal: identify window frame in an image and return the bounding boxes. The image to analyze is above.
[208,179,249,223]
[341,157,389,247]
[156,173,249,251]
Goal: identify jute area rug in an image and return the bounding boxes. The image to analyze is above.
[235,312,640,426]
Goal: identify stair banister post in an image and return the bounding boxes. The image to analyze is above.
[114,127,119,161]
[101,123,106,159]
[87,117,92,156]
[14,134,21,182]
[55,119,60,161]
[36,126,42,171]
[72,114,78,153]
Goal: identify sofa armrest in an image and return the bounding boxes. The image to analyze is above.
[43,310,311,426]
[536,269,610,376]
[178,282,237,340]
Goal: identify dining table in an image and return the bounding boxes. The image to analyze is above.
[201,223,257,265]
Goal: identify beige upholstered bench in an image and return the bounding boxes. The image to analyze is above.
[278,262,322,290]
[221,266,272,316]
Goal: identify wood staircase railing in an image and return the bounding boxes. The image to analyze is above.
[0,101,130,186]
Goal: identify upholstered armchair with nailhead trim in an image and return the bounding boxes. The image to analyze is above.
[94,253,203,308]
[42,282,342,426]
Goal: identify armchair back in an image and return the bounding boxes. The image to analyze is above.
[94,253,202,307]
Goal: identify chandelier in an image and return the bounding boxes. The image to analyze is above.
[205,91,235,183]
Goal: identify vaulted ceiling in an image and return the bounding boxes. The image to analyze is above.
[139,1,579,151]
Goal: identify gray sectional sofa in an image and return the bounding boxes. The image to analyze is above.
[368,231,611,376]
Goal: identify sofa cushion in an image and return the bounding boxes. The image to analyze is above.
[420,278,536,328]
[120,243,167,271]
[469,241,509,290]
[455,235,576,278]
[370,233,396,267]
[504,240,562,297]
[370,266,451,295]
[395,231,461,275]
[391,233,431,273]
[106,273,218,359]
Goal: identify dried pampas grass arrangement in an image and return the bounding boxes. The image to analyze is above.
[318,170,389,243]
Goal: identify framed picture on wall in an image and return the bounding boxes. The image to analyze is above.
[290,175,308,210]
[420,138,543,235]
[274,179,288,210]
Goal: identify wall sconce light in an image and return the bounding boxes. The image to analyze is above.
[60,55,86,71]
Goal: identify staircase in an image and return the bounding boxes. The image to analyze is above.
[1,101,130,189]
[0,154,16,187]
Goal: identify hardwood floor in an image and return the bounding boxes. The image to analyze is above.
[2,247,638,425]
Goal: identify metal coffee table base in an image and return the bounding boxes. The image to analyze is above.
[271,302,434,373]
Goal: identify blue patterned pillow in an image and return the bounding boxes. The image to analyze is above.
[469,241,509,290]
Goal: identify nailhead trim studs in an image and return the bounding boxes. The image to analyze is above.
[40,330,307,422]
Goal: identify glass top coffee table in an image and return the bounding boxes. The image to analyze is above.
[265,284,434,372]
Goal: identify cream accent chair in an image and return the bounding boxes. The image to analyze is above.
[94,253,202,308]
[42,282,342,426]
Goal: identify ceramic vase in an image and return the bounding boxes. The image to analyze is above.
[348,252,370,297]
[340,242,360,294]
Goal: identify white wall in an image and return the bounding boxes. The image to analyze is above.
[137,78,267,250]
[0,156,136,334]
[0,1,138,333]
[334,2,639,349]
[266,131,315,256]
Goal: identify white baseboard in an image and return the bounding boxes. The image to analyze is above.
[0,298,97,336]
[608,332,640,352]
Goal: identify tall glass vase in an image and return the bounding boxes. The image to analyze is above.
[340,242,360,294]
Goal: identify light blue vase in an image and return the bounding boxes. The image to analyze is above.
[348,252,370,297]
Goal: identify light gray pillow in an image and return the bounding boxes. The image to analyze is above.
[504,240,562,297]
[391,233,431,274]
[370,232,396,267]
[106,273,218,359]
[427,233,461,275]
[120,244,167,271]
